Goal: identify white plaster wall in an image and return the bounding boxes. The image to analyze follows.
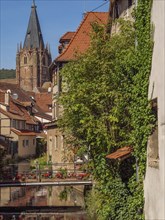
[144,0,165,219]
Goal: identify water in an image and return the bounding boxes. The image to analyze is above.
[0,162,89,219]
[0,185,88,219]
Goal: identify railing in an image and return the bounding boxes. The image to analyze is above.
[0,162,92,184]
[0,180,93,187]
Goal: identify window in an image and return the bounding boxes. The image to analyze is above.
[23,140,26,147]
[54,135,58,150]
[23,140,29,147]
[24,57,27,64]
[26,140,29,146]
[19,121,25,130]
[148,98,159,168]
[12,120,16,128]
[61,135,64,150]
[43,57,45,65]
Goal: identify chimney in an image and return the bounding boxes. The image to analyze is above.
[5,92,10,105]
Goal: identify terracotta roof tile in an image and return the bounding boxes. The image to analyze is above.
[0,108,25,120]
[0,83,52,123]
[106,146,133,160]
[0,82,32,102]
[0,90,5,103]
[56,12,108,62]
[34,93,52,113]
[59,31,75,43]
[11,128,37,136]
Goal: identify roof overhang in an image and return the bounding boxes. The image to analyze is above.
[106,146,133,161]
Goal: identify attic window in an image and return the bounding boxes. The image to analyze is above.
[148,98,159,168]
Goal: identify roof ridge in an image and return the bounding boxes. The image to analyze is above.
[60,31,75,40]
[55,12,108,62]
[56,12,90,62]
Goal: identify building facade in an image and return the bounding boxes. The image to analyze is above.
[47,12,109,167]
[16,2,51,92]
[144,0,165,219]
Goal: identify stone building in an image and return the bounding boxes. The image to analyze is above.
[46,12,109,168]
[144,0,165,219]
[16,1,51,92]
[106,0,165,219]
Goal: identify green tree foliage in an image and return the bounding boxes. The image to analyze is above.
[58,0,153,218]
[59,20,135,159]
[0,69,16,79]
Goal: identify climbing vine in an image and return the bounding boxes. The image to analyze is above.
[58,0,153,219]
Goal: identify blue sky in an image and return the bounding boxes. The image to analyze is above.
[0,0,109,69]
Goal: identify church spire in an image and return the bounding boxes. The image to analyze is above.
[32,0,36,8]
[23,1,44,49]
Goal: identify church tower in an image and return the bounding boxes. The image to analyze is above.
[16,1,52,91]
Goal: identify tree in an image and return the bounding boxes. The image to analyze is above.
[58,3,153,216]
[58,20,136,219]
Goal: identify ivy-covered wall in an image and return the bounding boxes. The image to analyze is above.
[58,0,154,219]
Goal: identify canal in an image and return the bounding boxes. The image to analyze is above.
[0,185,88,219]
[0,162,90,219]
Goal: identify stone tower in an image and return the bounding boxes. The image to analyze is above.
[16,1,52,91]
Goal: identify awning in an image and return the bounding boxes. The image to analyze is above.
[106,146,133,161]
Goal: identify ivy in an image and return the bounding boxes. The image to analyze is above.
[58,0,153,219]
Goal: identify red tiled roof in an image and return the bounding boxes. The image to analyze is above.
[35,112,52,121]
[9,99,24,116]
[0,83,52,122]
[9,99,37,125]
[106,146,133,160]
[56,12,108,62]
[0,108,25,120]
[59,31,75,43]
[35,93,52,113]
[0,82,32,103]
[11,128,37,136]
[0,90,5,103]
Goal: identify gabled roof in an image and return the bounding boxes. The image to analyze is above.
[56,12,108,62]
[23,2,44,49]
[59,32,75,43]
[0,108,25,121]
[0,83,51,123]
[35,93,52,113]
